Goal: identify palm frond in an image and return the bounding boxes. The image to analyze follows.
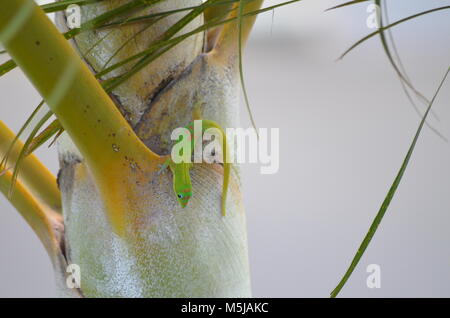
[380,0,444,139]
[24,119,61,156]
[0,59,16,76]
[0,100,45,172]
[64,0,164,39]
[330,66,450,298]
[100,1,300,88]
[339,6,450,59]
[238,0,259,135]
[6,0,302,159]
[325,0,370,11]
[101,17,164,70]
[0,0,167,76]
[9,110,53,197]
[41,0,105,13]
[374,1,430,107]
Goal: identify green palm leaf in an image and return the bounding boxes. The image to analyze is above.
[330,66,450,298]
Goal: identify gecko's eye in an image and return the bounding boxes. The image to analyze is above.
[177,194,183,199]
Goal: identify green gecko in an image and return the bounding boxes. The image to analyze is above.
[159,119,230,216]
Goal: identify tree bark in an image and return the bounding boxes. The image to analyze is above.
[54,0,252,297]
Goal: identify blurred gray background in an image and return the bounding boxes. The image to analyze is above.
[0,0,449,297]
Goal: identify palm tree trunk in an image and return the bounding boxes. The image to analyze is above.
[51,0,259,297]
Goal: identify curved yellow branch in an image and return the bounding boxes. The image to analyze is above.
[0,120,61,211]
[0,169,62,258]
[0,0,162,236]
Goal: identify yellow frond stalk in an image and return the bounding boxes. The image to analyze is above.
[211,0,263,65]
[0,0,163,236]
[0,120,61,211]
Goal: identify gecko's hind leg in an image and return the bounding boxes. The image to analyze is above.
[157,159,170,175]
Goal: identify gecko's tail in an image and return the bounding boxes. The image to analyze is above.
[222,162,230,216]
[220,123,230,217]
[199,119,230,216]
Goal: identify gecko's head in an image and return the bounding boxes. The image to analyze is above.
[175,185,192,208]
[171,162,193,208]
